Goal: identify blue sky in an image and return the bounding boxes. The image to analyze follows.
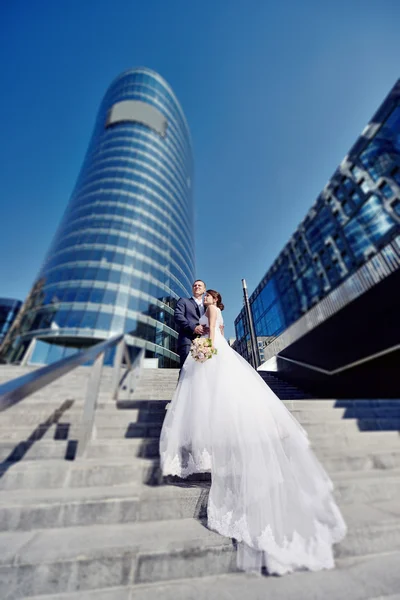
[1,0,400,337]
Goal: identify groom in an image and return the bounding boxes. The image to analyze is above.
[174,279,208,369]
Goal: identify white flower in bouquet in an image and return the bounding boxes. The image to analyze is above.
[190,337,217,363]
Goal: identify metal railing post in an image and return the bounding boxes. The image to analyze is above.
[20,337,37,367]
[123,343,132,370]
[127,347,144,395]
[112,338,125,400]
[75,350,105,458]
[242,278,259,369]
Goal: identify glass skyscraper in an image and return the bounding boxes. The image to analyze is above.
[4,68,194,368]
[235,81,400,396]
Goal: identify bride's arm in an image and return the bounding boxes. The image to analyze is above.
[206,305,218,347]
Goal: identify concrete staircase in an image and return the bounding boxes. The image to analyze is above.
[0,365,400,599]
[258,370,313,399]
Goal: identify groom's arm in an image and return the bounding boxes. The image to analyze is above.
[175,299,201,337]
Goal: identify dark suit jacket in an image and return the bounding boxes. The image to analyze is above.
[174,297,203,349]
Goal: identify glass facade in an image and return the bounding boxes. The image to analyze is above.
[235,83,400,362]
[5,68,194,368]
[0,298,22,345]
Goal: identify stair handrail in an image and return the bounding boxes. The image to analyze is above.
[0,334,145,458]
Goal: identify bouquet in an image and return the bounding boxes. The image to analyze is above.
[190,337,218,363]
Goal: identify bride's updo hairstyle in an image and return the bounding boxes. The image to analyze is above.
[206,289,225,311]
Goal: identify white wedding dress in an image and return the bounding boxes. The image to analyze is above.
[160,308,347,575]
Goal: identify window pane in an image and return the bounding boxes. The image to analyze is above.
[96,312,112,331]
[80,311,98,330]
[65,311,85,328]
[103,290,117,305]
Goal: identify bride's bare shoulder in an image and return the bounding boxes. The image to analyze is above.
[206,304,218,314]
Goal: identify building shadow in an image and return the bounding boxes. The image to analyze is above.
[334,398,400,432]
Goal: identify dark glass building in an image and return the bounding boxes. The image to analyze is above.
[0,299,22,345]
[235,81,400,396]
[3,68,194,368]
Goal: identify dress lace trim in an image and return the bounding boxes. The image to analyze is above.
[161,448,212,477]
[207,498,346,575]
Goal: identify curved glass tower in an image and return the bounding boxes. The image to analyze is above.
[5,68,195,368]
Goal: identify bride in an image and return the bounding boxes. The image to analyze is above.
[160,289,347,575]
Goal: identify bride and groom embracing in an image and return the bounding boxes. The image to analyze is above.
[160,279,347,575]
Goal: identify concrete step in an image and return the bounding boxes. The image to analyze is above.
[264,388,309,395]
[0,380,90,389]
[123,382,178,388]
[0,365,177,385]
[3,418,399,445]
[7,397,398,415]
[4,412,399,442]
[259,372,312,396]
[0,482,209,531]
[332,468,400,504]
[0,458,153,491]
[263,388,307,394]
[97,416,400,435]
[82,420,400,440]
[0,438,161,463]
[0,421,166,441]
[29,587,132,600]
[302,419,400,434]
[1,442,400,498]
[5,419,398,443]
[282,399,400,409]
[0,424,76,442]
[85,438,400,473]
[2,434,400,473]
[1,468,400,532]
[1,501,400,598]
[308,430,400,450]
[32,551,400,600]
[0,407,168,427]
[289,406,400,421]
[0,364,151,376]
[4,402,400,429]
[0,440,69,462]
[112,398,400,408]
[128,383,178,390]
[0,516,231,598]
[316,447,400,472]
[3,389,177,405]
[268,394,313,401]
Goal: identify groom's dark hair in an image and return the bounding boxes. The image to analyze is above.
[192,279,206,286]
